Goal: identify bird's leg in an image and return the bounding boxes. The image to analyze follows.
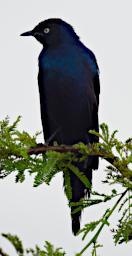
[28,127,61,155]
[45,127,61,145]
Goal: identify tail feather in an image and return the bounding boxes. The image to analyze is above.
[71,210,81,236]
[70,162,92,235]
[63,154,98,235]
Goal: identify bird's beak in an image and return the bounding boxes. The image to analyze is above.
[20,30,33,36]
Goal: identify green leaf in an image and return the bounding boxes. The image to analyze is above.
[2,233,24,256]
[68,163,91,189]
[63,170,72,201]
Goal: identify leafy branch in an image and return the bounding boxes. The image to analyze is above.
[0,117,131,187]
[0,234,65,256]
[0,117,132,255]
[76,189,128,255]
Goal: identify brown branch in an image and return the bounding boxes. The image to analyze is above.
[28,143,117,165]
[28,144,132,181]
[28,144,79,154]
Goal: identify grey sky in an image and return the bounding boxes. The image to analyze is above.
[0,0,132,255]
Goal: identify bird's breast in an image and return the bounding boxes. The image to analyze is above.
[38,48,95,144]
[40,55,85,82]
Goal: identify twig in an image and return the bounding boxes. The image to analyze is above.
[77,189,128,256]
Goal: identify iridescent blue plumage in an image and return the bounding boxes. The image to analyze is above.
[21,18,100,235]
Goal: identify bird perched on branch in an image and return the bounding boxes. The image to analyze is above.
[21,18,100,235]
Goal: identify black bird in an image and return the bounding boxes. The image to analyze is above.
[21,18,100,235]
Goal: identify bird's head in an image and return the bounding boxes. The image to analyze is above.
[20,18,79,47]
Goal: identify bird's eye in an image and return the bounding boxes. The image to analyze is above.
[44,27,50,34]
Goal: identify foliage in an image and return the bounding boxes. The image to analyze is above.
[1,234,24,256]
[0,234,65,256]
[0,116,75,186]
[0,117,132,255]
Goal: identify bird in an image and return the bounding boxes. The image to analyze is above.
[21,18,100,235]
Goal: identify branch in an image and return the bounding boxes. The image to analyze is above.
[28,143,118,165]
[28,144,132,181]
[76,189,128,256]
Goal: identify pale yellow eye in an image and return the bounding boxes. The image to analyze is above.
[44,27,50,34]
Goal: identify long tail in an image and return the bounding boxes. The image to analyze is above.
[70,161,92,235]
[64,155,98,235]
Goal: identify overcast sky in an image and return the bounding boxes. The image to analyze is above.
[0,0,132,255]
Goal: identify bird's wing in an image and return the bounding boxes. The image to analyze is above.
[86,48,100,106]
[92,72,100,139]
[83,50,100,170]
[83,48,100,143]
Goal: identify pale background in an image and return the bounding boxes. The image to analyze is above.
[0,0,132,255]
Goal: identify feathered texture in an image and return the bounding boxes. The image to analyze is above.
[71,155,96,235]
[37,18,80,40]
[63,155,95,235]
[21,18,100,235]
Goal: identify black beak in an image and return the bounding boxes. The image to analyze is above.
[20,30,33,36]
